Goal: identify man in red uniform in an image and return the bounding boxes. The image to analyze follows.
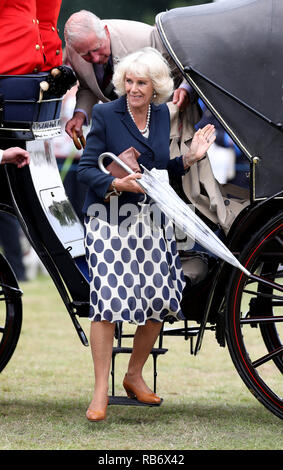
[0,0,62,75]
[37,0,63,70]
[0,0,45,74]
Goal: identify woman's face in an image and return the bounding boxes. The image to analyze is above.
[125,73,154,111]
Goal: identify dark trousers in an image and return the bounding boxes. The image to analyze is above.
[56,158,87,224]
[0,212,26,281]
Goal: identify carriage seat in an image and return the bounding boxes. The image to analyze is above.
[0,73,62,125]
[0,67,76,129]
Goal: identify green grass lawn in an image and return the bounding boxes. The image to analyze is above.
[0,276,282,450]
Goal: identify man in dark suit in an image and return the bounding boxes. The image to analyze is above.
[0,146,30,281]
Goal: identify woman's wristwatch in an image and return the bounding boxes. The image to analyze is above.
[112,178,122,196]
[104,178,122,202]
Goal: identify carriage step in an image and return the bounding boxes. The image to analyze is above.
[111,347,168,397]
[108,396,163,407]
[113,347,168,355]
[162,327,199,337]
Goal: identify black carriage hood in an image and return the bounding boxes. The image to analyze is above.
[156,0,283,200]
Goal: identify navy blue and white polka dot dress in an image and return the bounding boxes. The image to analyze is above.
[84,197,186,325]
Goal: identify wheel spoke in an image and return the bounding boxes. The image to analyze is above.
[250,272,283,281]
[249,273,283,293]
[240,315,283,325]
[0,284,22,297]
[243,289,283,300]
[252,346,283,368]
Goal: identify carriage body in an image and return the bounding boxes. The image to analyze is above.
[0,0,282,420]
[156,0,283,419]
[156,0,283,202]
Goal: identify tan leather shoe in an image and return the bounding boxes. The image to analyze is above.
[123,375,162,405]
[86,397,109,422]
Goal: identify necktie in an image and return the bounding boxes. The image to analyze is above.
[93,57,117,100]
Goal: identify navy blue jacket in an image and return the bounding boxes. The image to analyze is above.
[77,95,185,215]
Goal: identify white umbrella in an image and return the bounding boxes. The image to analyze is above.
[98,152,251,276]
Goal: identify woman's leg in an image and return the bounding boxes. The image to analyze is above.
[125,320,162,393]
[88,320,115,411]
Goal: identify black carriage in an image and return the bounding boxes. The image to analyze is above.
[0,0,282,420]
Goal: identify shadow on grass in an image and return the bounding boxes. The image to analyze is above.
[0,397,278,427]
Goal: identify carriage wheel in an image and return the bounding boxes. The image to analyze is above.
[225,212,283,419]
[0,255,22,373]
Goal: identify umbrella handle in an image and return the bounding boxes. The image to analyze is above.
[98,152,135,175]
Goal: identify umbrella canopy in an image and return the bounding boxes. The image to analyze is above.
[98,152,251,276]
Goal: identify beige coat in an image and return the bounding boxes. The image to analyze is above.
[168,102,250,234]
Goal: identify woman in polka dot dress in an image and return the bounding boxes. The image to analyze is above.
[78,48,215,421]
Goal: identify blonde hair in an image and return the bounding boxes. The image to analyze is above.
[113,48,174,104]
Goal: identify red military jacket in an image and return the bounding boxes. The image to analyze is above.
[0,0,45,74]
[37,0,63,70]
